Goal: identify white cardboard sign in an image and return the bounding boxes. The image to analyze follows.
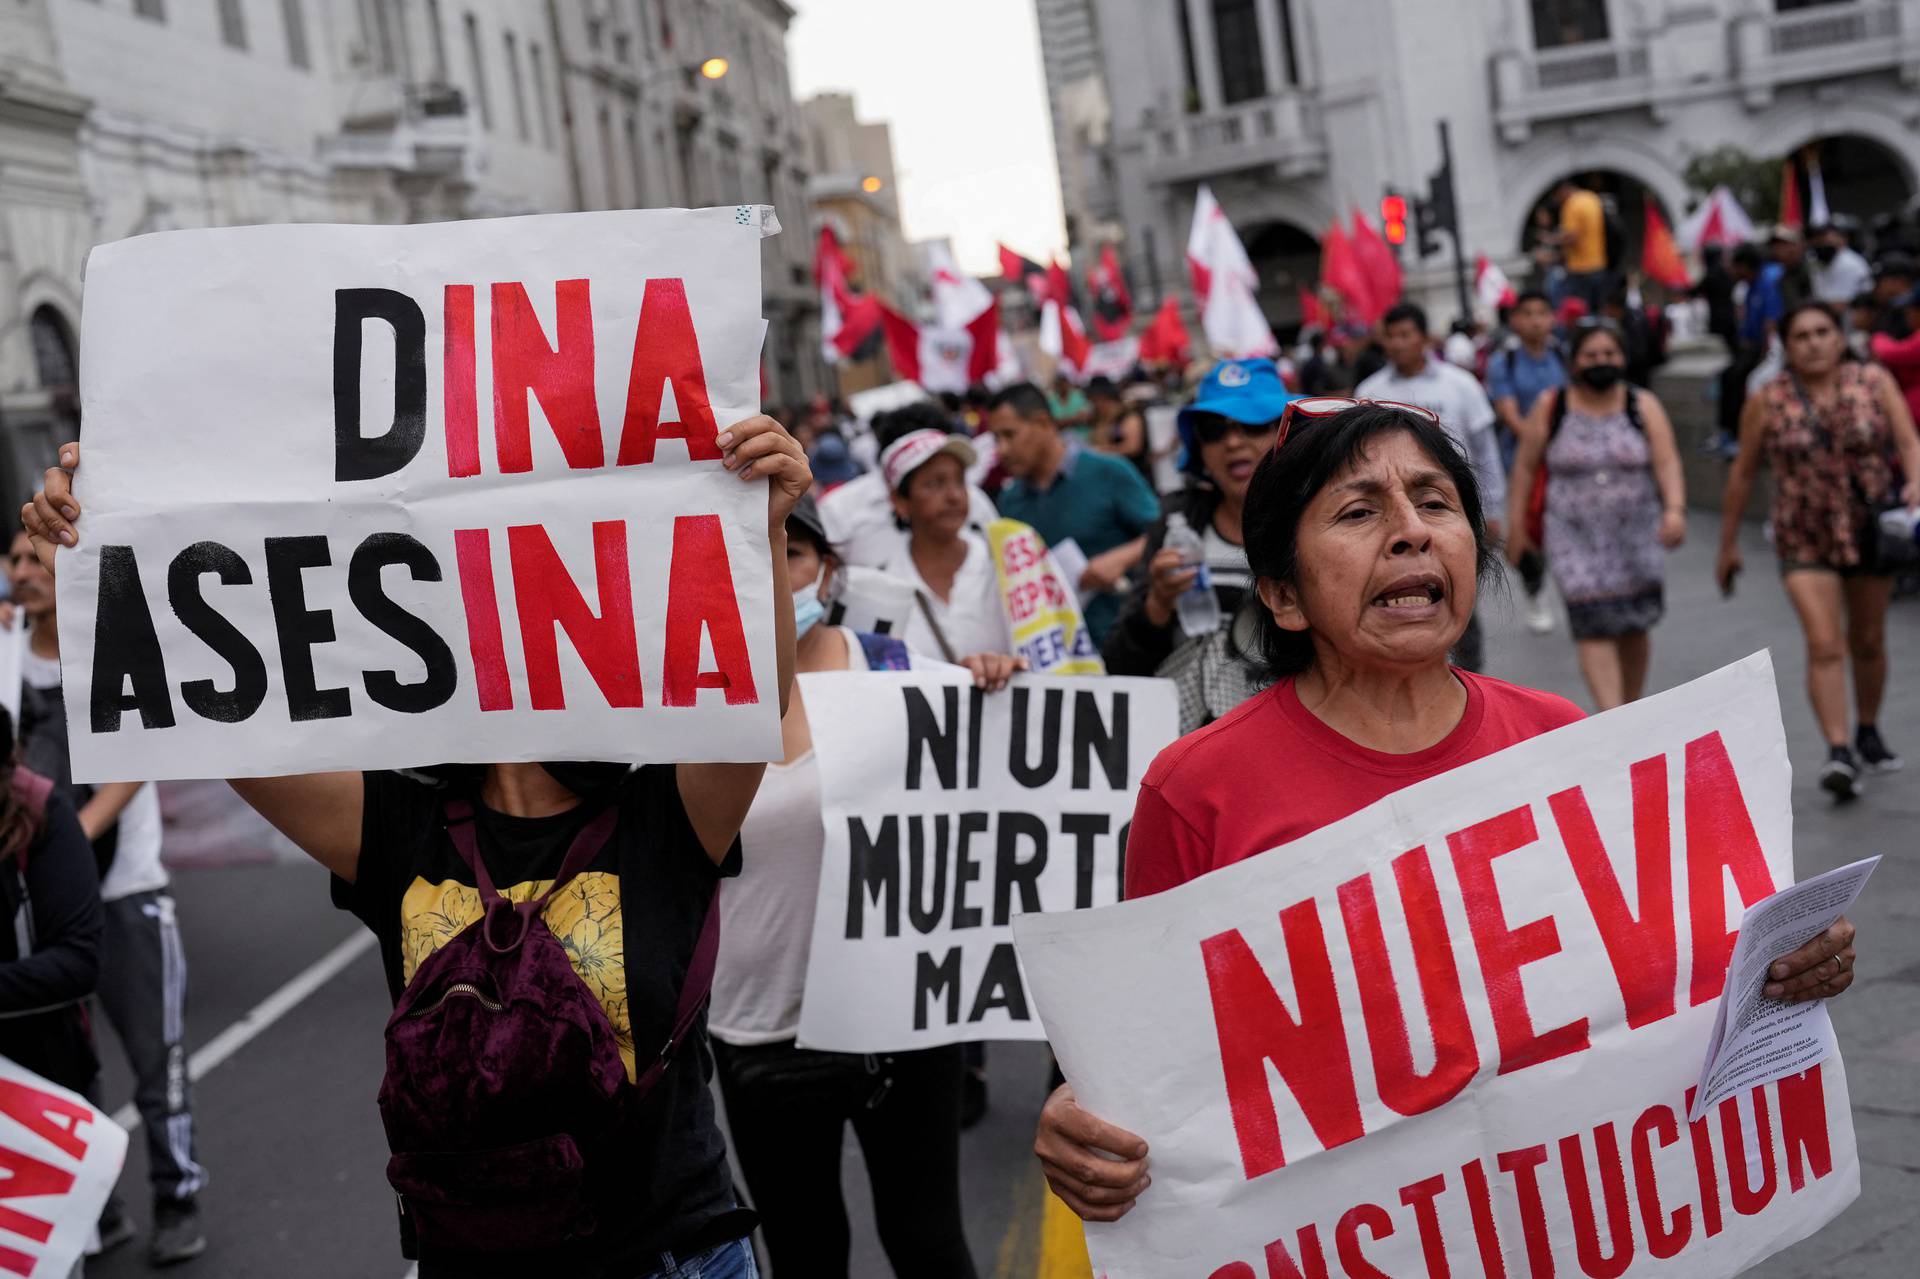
[1014,654,1859,1277]
[0,1056,128,1276]
[60,207,784,781]
[797,670,1177,1051]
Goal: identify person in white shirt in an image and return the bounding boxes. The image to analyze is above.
[875,429,1017,663]
[1810,225,1874,308]
[1357,302,1508,670]
[817,402,999,568]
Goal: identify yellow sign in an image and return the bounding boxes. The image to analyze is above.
[987,518,1105,675]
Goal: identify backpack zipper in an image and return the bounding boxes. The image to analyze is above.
[409,982,505,1017]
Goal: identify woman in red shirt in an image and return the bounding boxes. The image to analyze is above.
[1034,400,1862,1223]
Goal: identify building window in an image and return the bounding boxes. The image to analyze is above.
[218,0,247,48]
[598,106,620,207]
[626,112,646,206]
[1212,0,1268,104]
[587,16,605,50]
[1530,0,1611,48]
[29,308,77,394]
[1175,0,1200,112]
[505,33,530,141]
[283,0,311,68]
[426,0,449,80]
[530,42,554,145]
[614,31,632,63]
[465,14,493,130]
[134,0,165,22]
[1274,0,1300,86]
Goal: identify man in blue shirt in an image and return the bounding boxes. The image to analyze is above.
[1486,289,1567,635]
[989,382,1160,644]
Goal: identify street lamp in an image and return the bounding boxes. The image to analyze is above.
[699,56,729,80]
[861,175,884,194]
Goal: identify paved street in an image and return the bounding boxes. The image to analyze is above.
[82,510,1917,1279]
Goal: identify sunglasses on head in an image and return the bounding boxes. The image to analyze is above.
[1272,397,1441,452]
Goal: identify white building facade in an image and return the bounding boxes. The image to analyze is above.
[0,0,821,502]
[1056,0,1920,329]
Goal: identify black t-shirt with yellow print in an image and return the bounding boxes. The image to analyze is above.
[332,766,752,1276]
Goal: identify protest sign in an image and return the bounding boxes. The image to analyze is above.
[60,207,784,782]
[796,669,1176,1051]
[987,518,1104,675]
[0,1056,128,1276]
[1015,653,1859,1278]
[0,617,23,727]
[823,565,919,639]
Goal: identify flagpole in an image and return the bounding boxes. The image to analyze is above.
[1438,121,1471,322]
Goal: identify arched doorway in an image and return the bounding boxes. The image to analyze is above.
[1243,220,1320,339]
[1517,170,1678,299]
[28,305,79,431]
[1783,134,1914,242]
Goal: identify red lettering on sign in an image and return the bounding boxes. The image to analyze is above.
[616,279,722,466]
[1261,1226,1329,1279]
[1496,1144,1555,1279]
[1549,756,1677,1028]
[491,279,603,473]
[0,1142,74,1276]
[1559,1123,1634,1278]
[508,521,644,710]
[0,1079,92,1162]
[1720,1091,1777,1216]
[1448,805,1590,1074]
[1207,1266,1257,1279]
[1778,1065,1833,1191]
[1397,1174,1451,1279]
[453,528,513,711]
[662,515,757,707]
[1332,1203,1393,1279]
[443,284,480,478]
[1460,1159,1508,1279]
[1681,1087,1725,1238]
[1200,902,1363,1180]
[1630,1104,1691,1259]
[1684,732,1778,1006]
[1337,846,1476,1118]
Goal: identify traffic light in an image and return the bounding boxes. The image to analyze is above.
[1381,194,1408,246]
[1414,152,1457,258]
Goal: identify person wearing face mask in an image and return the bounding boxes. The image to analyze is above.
[1505,321,1687,710]
[709,495,1013,1279]
[1810,225,1873,307]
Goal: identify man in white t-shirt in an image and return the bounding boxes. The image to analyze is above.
[1810,224,1874,307]
[1357,302,1507,671]
[6,533,208,1265]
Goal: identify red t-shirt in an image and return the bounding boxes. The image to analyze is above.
[1124,671,1586,899]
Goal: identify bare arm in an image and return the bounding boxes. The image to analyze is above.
[1493,395,1525,438]
[76,781,141,843]
[1639,393,1688,544]
[1869,365,1920,505]
[229,774,366,881]
[1716,395,1769,592]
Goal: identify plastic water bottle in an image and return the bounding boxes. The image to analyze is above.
[1164,512,1221,636]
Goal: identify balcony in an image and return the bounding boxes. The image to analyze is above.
[1493,41,1652,140]
[1136,94,1325,187]
[320,83,476,181]
[1733,0,1913,104]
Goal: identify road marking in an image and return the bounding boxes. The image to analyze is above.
[1037,1187,1094,1279]
[110,930,378,1133]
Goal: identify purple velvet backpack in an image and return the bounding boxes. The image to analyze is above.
[377,798,719,1253]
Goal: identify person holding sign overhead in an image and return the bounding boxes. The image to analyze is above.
[24,415,811,1279]
[1030,399,1866,1223]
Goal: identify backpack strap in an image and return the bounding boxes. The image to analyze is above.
[633,891,720,1102]
[442,798,619,905]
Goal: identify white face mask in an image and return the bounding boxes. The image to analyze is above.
[792,586,826,638]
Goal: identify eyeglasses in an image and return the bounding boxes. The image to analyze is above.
[1273,396,1441,452]
[1190,414,1282,446]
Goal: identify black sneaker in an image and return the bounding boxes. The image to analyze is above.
[148,1197,206,1267]
[1820,747,1863,801]
[1857,725,1904,772]
[91,1196,134,1256]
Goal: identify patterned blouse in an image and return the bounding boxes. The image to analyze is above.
[1757,363,1897,568]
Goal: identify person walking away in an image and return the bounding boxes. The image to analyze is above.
[874,431,1016,661]
[1486,289,1567,635]
[1811,225,1873,307]
[1028,400,1867,1223]
[988,383,1160,646]
[1505,322,1688,710]
[1719,301,1920,799]
[710,498,1012,1279]
[1550,179,1609,311]
[1085,376,1152,483]
[22,417,815,1279]
[6,532,207,1265]
[1356,303,1507,670]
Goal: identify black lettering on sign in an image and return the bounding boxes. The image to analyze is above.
[334,288,427,481]
[903,685,960,790]
[1072,689,1129,790]
[264,536,351,722]
[845,815,900,939]
[914,947,962,1031]
[90,545,176,733]
[1009,686,1063,787]
[168,541,267,724]
[1061,812,1110,909]
[968,942,1029,1022]
[348,533,457,714]
[965,686,985,787]
[993,811,1048,925]
[907,814,951,935]
[951,811,989,929]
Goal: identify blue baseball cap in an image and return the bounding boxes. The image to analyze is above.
[1176,358,1298,469]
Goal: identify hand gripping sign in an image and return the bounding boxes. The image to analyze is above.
[1014,654,1860,1279]
[0,1057,128,1277]
[58,207,784,781]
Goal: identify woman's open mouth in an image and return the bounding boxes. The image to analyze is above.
[1372,575,1445,612]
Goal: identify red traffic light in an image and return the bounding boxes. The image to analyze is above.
[1381,194,1409,245]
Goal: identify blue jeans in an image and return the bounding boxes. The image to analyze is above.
[638,1238,758,1279]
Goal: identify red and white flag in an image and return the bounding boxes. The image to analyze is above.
[881,299,1000,394]
[1201,270,1278,360]
[1039,297,1095,380]
[1186,183,1258,308]
[1678,185,1757,251]
[1474,255,1517,315]
[1086,243,1134,342]
[1349,208,1403,326]
[1138,298,1193,368]
[817,226,882,363]
[925,241,994,330]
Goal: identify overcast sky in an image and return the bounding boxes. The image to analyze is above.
[786,0,1067,278]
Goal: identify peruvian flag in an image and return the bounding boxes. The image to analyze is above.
[1299,286,1328,330]
[1349,209,1403,326]
[1201,269,1278,359]
[1138,298,1192,368]
[881,299,1000,394]
[1086,244,1134,341]
[1039,297,1094,379]
[1678,185,1756,251]
[999,243,1052,307]
[926,241,994,330]
[1474,255,1517,315]
[817,227,881,363]
[1187,183,1258,308]
[1641,204,1692,290]
[1318,222,1374,325]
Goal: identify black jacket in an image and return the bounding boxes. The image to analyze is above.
[1101,485,1251,676]
[0,785,103,1091]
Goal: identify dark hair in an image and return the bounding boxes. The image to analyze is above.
[0,707,35,866]
[1513,288,1551,310]
[1851,290,1881,312]
[1568,319,1626,361]
[1242,405,1498,677]
[988,382,1054,422]
[1382,302,1428,335]
[872,400,956,452]
[1732,244,1764,271]
[1781,299,1844,343]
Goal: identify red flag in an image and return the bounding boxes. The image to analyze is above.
[817,234,881,363]
[879,301,1001,392]
[1349,210,1403,326]
[1086,244,1135,342]
[1319,223,1373,327]
[1138,298,1192,367]
[1779,158,1803,232]
[1641,203,1691,290]
[999,243,1043,282]
[1298,286,1327,330]
[880,305,922,384]
[966,300,1002,384]
[1046,258,1075,311]
[816,226,855,287]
